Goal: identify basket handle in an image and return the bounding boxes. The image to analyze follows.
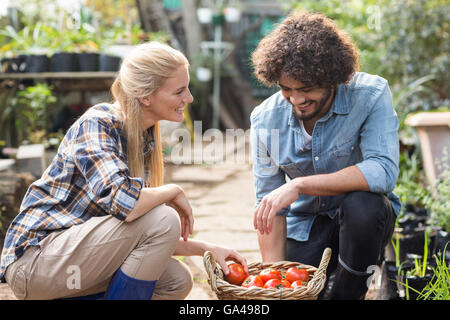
[314,247,332,281]
[203,250,221,294]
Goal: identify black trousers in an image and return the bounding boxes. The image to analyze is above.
[286,191,396,277]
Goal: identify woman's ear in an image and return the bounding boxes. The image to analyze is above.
[139,95,152,107]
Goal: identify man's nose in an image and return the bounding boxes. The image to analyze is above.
[289,93,307,105]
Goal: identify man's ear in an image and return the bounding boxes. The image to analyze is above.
[139,95,152,107]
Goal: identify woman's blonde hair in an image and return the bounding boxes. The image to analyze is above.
[111,42,189,187]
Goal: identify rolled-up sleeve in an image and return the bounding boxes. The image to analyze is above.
[250,122,289,215]
[72,118,143,220]
[356,84,399,193]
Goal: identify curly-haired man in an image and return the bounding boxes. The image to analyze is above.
[250,12,400,300]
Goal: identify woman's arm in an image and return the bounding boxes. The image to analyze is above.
[173,238,249,275]
[125,183,194,241]
[257,215,286,262]
[125,184,181,222]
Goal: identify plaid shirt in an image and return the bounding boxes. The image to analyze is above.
[0,103,154,281]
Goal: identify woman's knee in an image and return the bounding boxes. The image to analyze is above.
[152,258,193,300]
[135,204,181,242]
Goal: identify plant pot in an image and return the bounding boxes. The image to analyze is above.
[384,261,403,300]
[50,52,79,72]
[25,54,50,73]
[2,56,26,73]
[435,230,450,263]
[98,54,121,72]
[77,52,99,72]
[399,274,433,300]
[405,112,450,188]
[399,230,426,261]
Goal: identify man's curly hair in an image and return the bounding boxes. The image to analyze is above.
[251,11,360,88]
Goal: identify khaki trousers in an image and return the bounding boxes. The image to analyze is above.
[5,204,193,300]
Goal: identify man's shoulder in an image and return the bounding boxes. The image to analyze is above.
[347,72,389,95]
[250,91,291,127]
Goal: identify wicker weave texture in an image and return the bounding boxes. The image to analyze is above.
[203,247,332,300]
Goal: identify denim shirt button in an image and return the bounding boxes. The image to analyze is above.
[314,156,319,161]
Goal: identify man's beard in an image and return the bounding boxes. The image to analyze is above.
[292,88,334,121]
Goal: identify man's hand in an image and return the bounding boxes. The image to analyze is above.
[253,179,299,235]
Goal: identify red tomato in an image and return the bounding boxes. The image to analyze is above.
[241,275,264,288]
[281,280,291,288]
[259,268,281,284]
[291,280,307,289]
[263,279,291,289]
[225,263,248,285]
[285,267,309,284]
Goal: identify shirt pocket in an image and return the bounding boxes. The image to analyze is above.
[331,139,356,158]
[280,162,305,179]
[11,265,27,300]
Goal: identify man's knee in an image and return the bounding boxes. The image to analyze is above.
[339,191,389,229]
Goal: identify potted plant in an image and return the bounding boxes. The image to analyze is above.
[0,25,28,73]
[49,28,79,72]
[70,21,101,72]
[416,245,450,300]
[396,231,434,300]
[23,23,54,73]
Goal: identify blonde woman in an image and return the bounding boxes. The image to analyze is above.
[0,42,248,300]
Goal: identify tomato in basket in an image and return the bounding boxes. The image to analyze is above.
[285,267,309,284]
[225,263,248,285]
[259,268,282,284]
[263,279,291,289]
[291,280,307,289]
[241,275,264,288]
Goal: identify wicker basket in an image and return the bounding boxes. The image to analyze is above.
[203,248,332,300]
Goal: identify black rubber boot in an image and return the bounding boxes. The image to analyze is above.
[327,262,371,300]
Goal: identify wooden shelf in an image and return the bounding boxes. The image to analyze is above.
[0,71,118,80]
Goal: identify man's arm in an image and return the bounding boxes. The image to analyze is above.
[254,165,369,235]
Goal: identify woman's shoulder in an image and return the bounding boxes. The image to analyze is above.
[63,103,123,142]
[75,103,123,129]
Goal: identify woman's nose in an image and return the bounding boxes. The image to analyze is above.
[185,89,194,104]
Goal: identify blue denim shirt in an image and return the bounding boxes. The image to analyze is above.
[250,72,401,242]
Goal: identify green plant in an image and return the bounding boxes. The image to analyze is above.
[394,151,432,213]
[8,83,56,145]
[427,149,450,233]
[0,22,55,57]
[419,244,450,300]
[407,231,430,278]
[378,0,449,110]
[391,226,401,268]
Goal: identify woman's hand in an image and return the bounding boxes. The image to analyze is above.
[254,179,300,235]
[207,244,249,276]
[166,186,194,241]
